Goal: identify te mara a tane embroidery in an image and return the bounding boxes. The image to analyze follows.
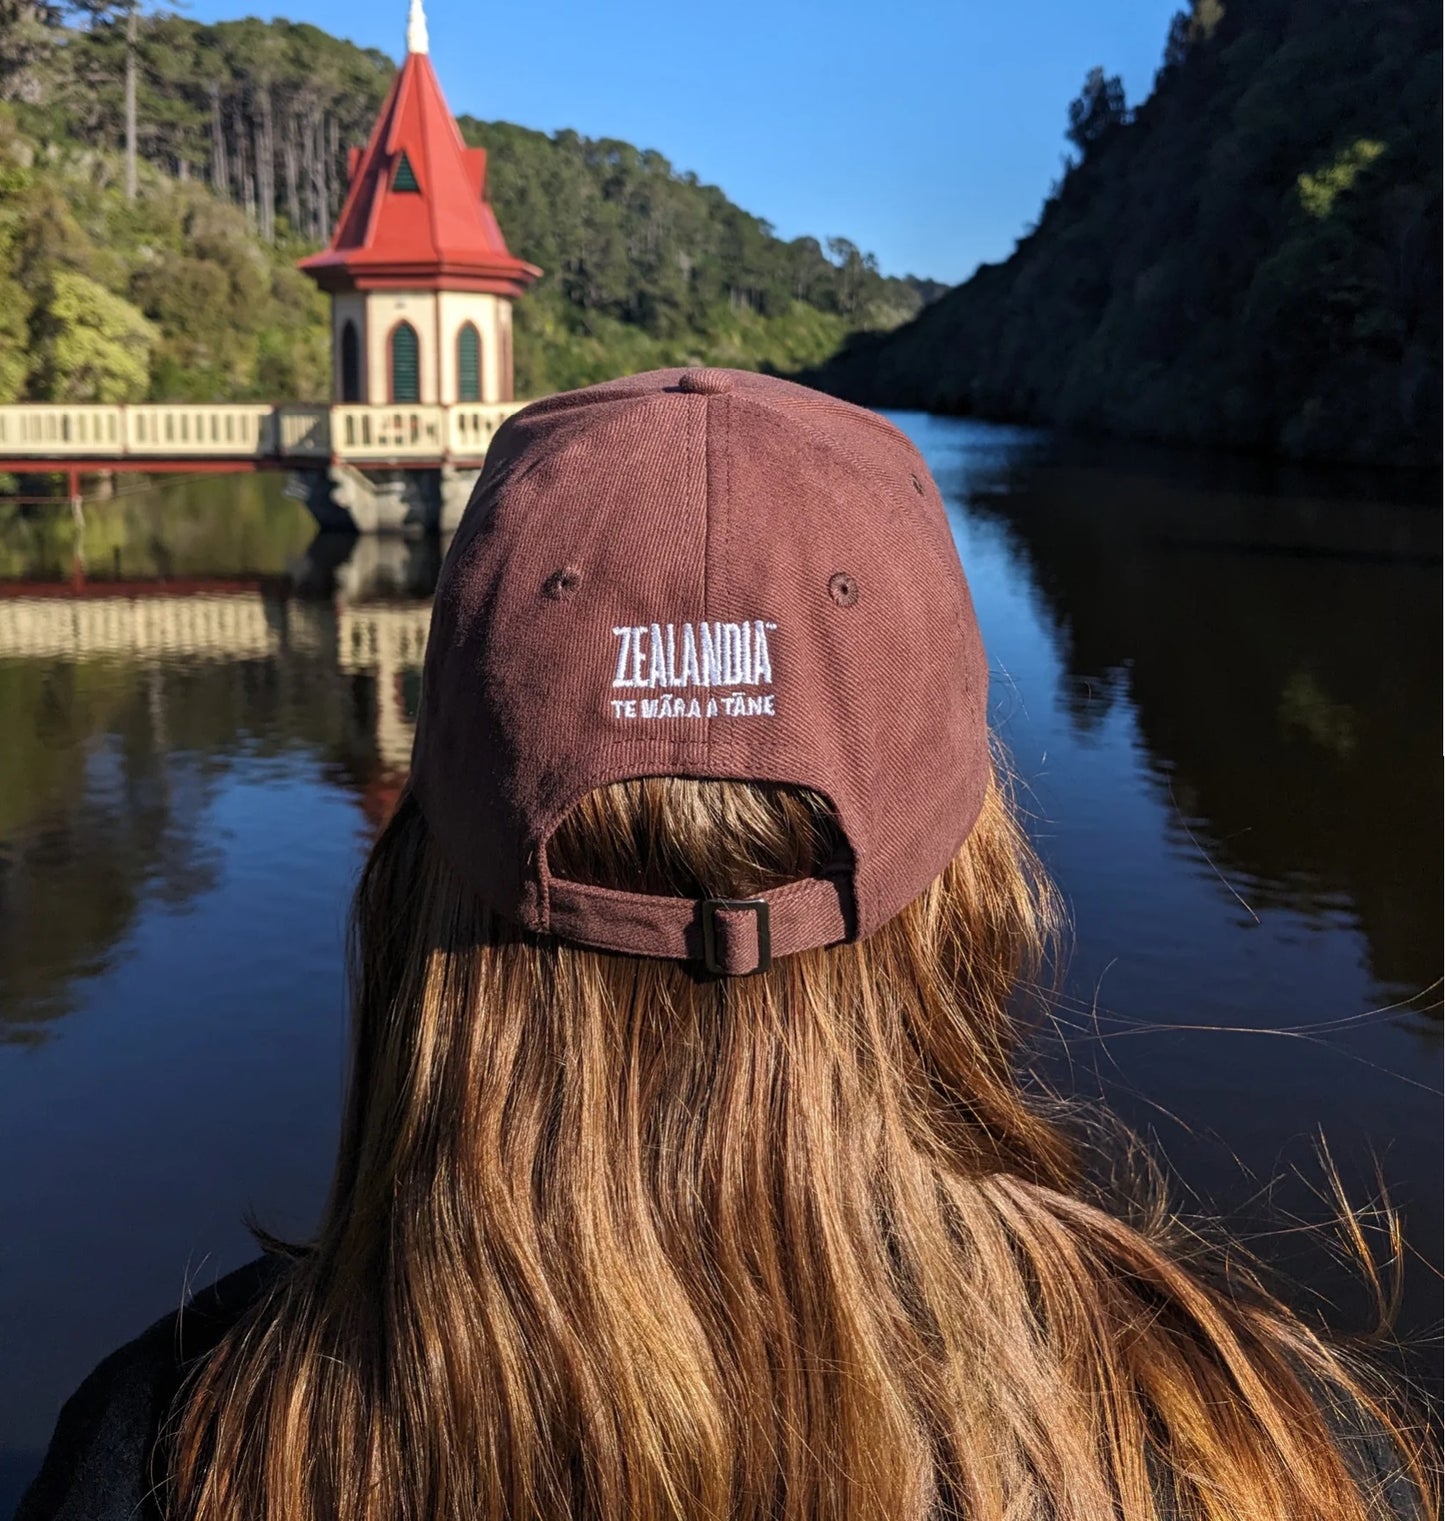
[610,620,778,721]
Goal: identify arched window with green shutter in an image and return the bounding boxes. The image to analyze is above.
[389,321,420,403]
[456,322,482,402]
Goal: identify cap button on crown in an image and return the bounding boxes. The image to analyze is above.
[677,368,735,395]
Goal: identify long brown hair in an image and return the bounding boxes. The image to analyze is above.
[165,771,1434,1520]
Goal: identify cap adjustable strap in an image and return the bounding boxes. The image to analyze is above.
[700,898,771,976]
[545,873,853,976]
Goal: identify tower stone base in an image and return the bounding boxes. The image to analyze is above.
[288,464,481,535]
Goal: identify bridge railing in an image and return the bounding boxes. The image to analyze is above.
[277,405,331,460]
[332,405,446,460]
[0,406,124,454]
[0,401,528,463]
[126,405,277,456]
[448,404,518,458]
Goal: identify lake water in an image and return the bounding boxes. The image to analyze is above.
[0,416,1439,1510]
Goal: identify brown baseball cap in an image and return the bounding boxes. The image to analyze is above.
[410,367,989,975]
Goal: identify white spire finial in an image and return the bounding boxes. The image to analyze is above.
[406,0,429,54]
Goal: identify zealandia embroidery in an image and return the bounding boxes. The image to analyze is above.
[609,620,778,720]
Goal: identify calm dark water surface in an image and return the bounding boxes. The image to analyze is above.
[1,418,1439,1509]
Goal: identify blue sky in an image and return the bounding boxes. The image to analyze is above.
[188,0,1182,285]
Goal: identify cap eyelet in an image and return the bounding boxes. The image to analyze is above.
[543,567,582,601]
[828,572,859,608]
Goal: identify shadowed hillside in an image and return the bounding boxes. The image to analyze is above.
[807,0,1440,466]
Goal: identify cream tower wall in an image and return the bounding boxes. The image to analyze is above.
[331,290,516,404]
[436,292,509,403]
[363,291,439,404]
[499,300,514,401]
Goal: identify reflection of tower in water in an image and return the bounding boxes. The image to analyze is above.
[300,531,443,829]
[0,530,442,834]
[336,599,429,829]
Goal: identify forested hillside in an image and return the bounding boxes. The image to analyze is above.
[456,118,939,393]
[808,0,1440,466]
[0,11,935,403]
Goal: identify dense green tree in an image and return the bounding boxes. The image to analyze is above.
[809,0,1441,467]
[0,13,933,404]
[0,111,34,397]
[0,0,60,104]
[0,93,335,402]
[457,115,932,391]
[1066,67,1128,155]
[66,0,143,197]
[30,268,155,398]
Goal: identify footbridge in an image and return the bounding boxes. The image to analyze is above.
[0,401,520,470]
[0,401,524,532]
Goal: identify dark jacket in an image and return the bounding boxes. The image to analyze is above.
[16,1254,1423,1521]
[15,1257,281,1521]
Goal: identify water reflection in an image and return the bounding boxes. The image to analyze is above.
[1,439,1440,1506]
[0,486,436,1046]
[0,472,315,585]
[0,458,1439,1045]
[958,453,1442,1004]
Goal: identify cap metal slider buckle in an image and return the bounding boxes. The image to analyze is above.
[700,897,772,977]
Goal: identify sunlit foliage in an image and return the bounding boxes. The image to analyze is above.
[31,268,155,399]
[1297,139,1386,220]
[0,11,933,404]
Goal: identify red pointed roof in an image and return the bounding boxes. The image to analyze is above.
[299,39,540,297]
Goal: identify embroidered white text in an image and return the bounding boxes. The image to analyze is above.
[611,621,776,689]
[608,619,779,720]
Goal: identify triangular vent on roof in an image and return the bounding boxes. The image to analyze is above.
[392,151,420,192]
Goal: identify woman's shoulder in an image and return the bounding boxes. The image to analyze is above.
[15,1255,285,1521]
